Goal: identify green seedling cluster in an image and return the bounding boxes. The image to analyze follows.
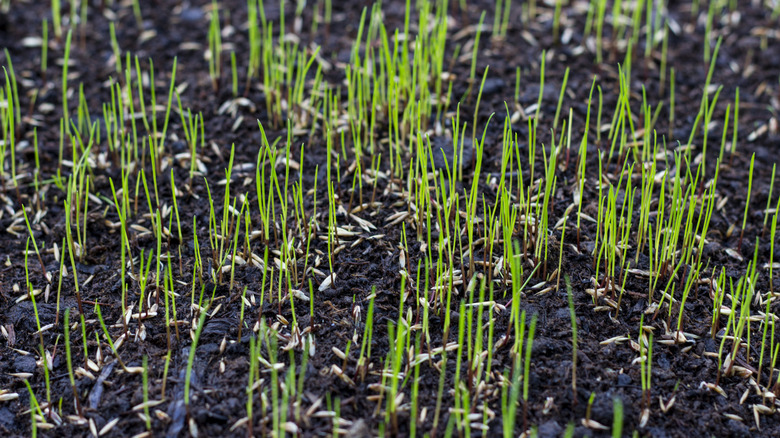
[1,0,779,437]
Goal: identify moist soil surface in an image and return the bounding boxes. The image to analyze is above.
[1,1,780,437]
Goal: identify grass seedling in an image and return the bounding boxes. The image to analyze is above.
[410,334,421,438]
[502,357,521,438]
[467,11,486,100]
[95,304,127,371]
[556,216,568,290]
[231,51,238,96]
[132,0,144,30]
[763,163,776,233]
[553,67,570,133]
[472,66,490,142]
[51,0,61,40]
[730,87,740,165]
[142,355,151,431]
[639,330,653,408]
[40,19,48,77]
[208,0,222,91]
[245,335,257,436]
[238,286,249,342]
[564,422,574,438]
[594,0,608,63]
[29,391,38,438]
[21,206,47,278]
[185,302,209,414]
[758,285,773,384]
[493,0,504,39]
[161,351,172,400]
[584,392,596,424]
[356,287,376,382]
[738,153,755,251]
[63,309,81,416]
[522,314,538,432]
[24,240,51,413]
[535,51,546,121]
[2,66,18,196]
[136,249,154,328]
[61,30,72,136]
[613,397,623,437]
[552,0,562,44]
[770,196,780,295]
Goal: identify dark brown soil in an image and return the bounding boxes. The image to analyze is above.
[1,1,780,437]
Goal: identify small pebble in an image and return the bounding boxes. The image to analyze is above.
[181,7,204,23]
[14,355,37,374]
